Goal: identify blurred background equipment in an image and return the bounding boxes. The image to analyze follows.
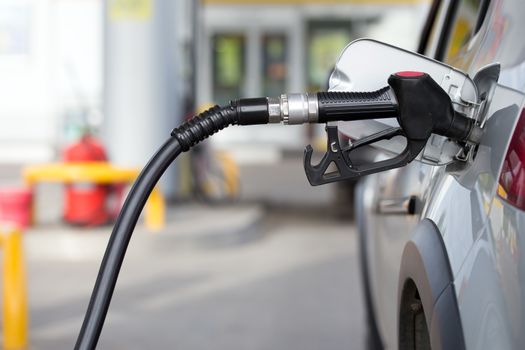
[62,135,114,226]
[0,187,32,229]
[23,162,166,231]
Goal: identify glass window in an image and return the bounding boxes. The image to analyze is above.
[444,0,482,64]
[212,34,245,105]
[307,22,353,92]
[262,34,287,97]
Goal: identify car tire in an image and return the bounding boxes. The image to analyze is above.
[399,280,431,350]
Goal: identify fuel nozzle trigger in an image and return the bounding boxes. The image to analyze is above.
[304,71,480,186]
[304,125,427,186]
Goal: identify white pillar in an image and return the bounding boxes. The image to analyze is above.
[104,0,181,198]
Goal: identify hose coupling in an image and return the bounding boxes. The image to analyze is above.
[268,93,319,125]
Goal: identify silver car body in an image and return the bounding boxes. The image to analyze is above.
[343,0,525,348]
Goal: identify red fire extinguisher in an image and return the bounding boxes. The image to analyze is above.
[63,135,114,226]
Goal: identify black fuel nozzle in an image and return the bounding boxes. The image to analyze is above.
[298,71,481,185]
[173,71,480,187]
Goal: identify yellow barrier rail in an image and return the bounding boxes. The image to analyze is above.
[0,226,28,350]
[23,162,165,231]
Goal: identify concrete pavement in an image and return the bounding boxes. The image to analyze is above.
[20,208,365,350]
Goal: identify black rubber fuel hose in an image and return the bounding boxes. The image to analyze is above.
[75,100,270,350]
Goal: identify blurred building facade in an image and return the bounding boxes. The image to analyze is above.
[0,0,429,166]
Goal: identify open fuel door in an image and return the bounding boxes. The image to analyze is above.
[329,39,480,165]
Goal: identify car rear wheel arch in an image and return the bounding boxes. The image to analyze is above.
[398,219,466,350]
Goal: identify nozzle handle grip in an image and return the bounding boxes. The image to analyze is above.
[317,87,398,123]
[387,72,474,141]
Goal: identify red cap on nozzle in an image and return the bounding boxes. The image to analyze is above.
[395,71,425,77]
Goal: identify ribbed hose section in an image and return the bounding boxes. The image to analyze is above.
[172,104,238,151]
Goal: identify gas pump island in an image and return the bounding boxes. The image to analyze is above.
[75,40,485,349]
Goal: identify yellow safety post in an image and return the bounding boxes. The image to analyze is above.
[216,151,240,197]
[145,187,165,232]
[0,226,28,350]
